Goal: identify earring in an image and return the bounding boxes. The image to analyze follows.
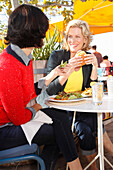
[83,43,85,47]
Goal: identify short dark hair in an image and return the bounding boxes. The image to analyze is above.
[92,45,97,50]
[5,4,49,48]
[103,55,108,60]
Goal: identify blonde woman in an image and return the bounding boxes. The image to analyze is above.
[45,19,113,170]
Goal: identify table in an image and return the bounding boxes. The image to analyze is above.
[98,76,108,82]
[45,94,113,170]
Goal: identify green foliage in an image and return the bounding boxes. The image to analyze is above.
[0,0,12,16]
[0,0,73,57]
[32,27,62,60]
[0,39,5,53]
[61,7,75,24]
[0,0,74,25]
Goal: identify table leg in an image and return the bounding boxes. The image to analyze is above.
[84,112,104,170]
[85,112,113,170]
[71,111,76,132]
[97,112,104,170]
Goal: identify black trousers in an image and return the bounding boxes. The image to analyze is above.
[75,112,105,155]
[41,108,78,162]
[0,108,78,169]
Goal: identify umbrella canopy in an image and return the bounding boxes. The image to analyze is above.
[50,0,113,35]
[73,0,113,34]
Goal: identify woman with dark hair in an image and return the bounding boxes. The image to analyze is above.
[0,4,82,170]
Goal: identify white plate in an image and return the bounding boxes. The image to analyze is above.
[48,95,85,103]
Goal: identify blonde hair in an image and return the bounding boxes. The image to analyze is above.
[62,19,93,51]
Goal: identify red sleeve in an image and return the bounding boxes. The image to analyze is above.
[0,64,32,126]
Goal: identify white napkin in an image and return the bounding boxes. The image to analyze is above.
[21,110,53,145]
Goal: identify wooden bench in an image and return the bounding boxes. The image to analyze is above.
[27,68,47,107]
[33,68,47,75]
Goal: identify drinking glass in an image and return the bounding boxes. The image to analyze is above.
[92,82,103,105]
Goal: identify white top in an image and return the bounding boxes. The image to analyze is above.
[45,94,113,113]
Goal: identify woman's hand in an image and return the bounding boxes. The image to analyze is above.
[32,103,42,112]
[85,53,98,80]
[58,63,75,86]
[68,55,83,72]
[45,64,72,86]
[84,53,98,67]
[68,56,83,68]
[53,64,74,77]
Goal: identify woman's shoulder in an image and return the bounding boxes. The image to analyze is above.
[0,48,13,66]
[49,49,70,60]
[52,49,68,55]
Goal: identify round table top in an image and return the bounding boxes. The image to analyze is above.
[45,94,113,113]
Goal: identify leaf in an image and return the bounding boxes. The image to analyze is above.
[60,60,67,68]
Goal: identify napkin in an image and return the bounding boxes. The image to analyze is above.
[21,110,53,145]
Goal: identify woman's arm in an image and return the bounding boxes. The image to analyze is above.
[84,53,98,80]
[45,64,76,86]
[90,64,98,80]
[58,65,75,85]
[45,65,70,86]
[46,50,68,95]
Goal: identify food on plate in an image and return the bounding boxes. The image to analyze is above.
[76,50,86,66]
[52,88,92,100]
[81,88,92,96]
[60,60,67,68]
[53,91,83,100]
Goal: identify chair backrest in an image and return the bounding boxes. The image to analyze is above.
[33,68,47,83]
[109,66,113,76]
[33,68,47,75]
[0,144,45,170]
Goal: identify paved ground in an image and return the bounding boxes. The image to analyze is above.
[0,119,113,170]
[79,119,113,170]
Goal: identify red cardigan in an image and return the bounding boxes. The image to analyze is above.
[0,48,37,126]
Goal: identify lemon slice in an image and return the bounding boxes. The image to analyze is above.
[90,82,97,87]
[108,75,112,78]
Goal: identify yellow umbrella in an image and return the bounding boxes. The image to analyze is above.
[49,0,113,35]
[49,20,65,37]
[73,0,113,34]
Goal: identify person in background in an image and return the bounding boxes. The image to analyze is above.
[0,4,83,170]
[42,19,113,170]
[100,55,112,89]
[91,45,103,67]
[100,55,111,68]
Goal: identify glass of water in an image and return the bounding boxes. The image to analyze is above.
[92,82,104,105]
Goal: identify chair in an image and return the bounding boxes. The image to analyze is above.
[0,144,45,170]
[109,66,113,76]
